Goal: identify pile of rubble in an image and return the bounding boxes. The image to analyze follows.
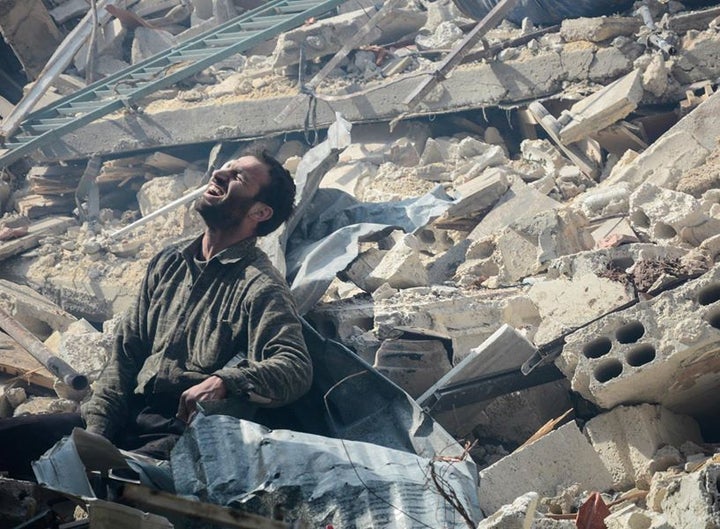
[1,0,720,527]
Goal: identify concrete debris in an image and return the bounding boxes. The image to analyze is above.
[2,0,720,527]
[478,422,615,515]
[584,403,703,489]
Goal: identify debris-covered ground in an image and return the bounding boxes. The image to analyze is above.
[1,0,720,527]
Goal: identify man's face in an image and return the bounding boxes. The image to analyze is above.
[195,156,271,229]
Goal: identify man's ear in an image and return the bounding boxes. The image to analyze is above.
[250,203,273,223]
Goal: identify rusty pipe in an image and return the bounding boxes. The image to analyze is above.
[0,307,89,391]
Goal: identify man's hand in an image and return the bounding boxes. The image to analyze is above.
[176,375,227,423]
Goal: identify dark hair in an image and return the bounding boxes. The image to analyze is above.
[251,149,296,236]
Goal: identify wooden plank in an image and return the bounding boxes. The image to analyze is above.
[143,151,189,173]
[0,332,54,389]
[16,195,75,218]
[0,216,75,261]
[122,484,289,529]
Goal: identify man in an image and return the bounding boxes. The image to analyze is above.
[0,150,312,476]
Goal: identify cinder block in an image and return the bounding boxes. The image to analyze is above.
[629,183,720,247]
[584,404,702,489]
[373,338,451,398]
[478,422,614,516]
[557,263,720,415]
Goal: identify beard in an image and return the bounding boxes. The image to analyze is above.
[194,195,255,230]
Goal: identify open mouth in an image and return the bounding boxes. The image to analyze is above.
[205,180,226,197]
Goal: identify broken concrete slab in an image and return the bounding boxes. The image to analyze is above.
[528,272,636,346]
[418,324,537,407]
[557,262,720,417]
[434,167,510,228]
[590,217,638,248]
[458,207,594,288]
[661,462,720,529]
[272,5,426,68]
[31,44,643,162]
[477,491,538,529]
[584,404,703,490]
[558,69,643,145]
[365,234,429,292]
[560,16,641,43]
[547,242,690,281]
[0,217,75,263]
[0,280,78,339]
[373,286,541,361]
[478,422,614,516]
[468,180,561,242]
[603,89,720,191]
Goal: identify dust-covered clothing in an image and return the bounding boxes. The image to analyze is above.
[82,235,312,442]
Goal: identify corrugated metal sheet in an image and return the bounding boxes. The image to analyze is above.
[172,415,482,528]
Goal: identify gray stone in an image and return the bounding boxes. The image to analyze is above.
[584,404,702,489]
[478,422,614,516]
[478,492,538,528]
[662,464,720,529]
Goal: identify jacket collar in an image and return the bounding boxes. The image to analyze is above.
[181,234,258,265]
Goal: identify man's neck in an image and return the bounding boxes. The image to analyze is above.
[201,227,254,260]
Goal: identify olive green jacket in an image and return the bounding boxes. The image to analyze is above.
[82,235,312,441]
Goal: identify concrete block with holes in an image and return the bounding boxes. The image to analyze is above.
[629,183,720,247]
[556,263,720,416]
[583,404,702,490]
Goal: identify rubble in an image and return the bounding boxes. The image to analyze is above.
[1,0,720,526]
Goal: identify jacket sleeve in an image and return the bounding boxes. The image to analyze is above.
[213,277,312,407]
[80,254,158,440]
